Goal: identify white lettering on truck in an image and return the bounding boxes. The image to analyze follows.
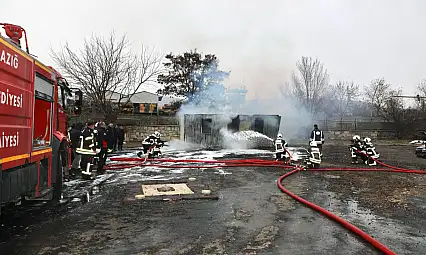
[0,49,19,69]
[0,131,19,149]
[0,89,23,108]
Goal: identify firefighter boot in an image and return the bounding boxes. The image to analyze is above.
[81,162,93,180]
[351,157,358,164]
[368,158,377,166]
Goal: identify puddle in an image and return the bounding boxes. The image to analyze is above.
[318,191,426,254]
[323,174,341,179]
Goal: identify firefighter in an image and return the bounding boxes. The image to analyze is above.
[363,137,380,166]
[76,120,97,178]
[151,131,164,157]
[117,126,125,151]
[307,140,322,168]
[95,122,109,174]
[69,123,83,178]
[106,123,116,153]
[310,124,324,155]
[137,131,164,158]
[349,135,365,164]
[274,133,288,161]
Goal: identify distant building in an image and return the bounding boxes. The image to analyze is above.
[105,91,184,114]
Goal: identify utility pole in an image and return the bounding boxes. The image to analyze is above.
[157,94,163,124]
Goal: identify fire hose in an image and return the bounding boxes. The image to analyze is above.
[107,151,426,254]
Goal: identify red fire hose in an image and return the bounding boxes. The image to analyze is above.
[277,168,398,255]
[107,152,425,254]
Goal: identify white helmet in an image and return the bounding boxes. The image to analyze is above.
[154,131,161,138]
[310,141,317,147]
[353,135,360,140]
[277,133,282,138]
[364,137,371,143]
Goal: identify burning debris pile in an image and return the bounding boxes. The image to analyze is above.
[220,129,274,149]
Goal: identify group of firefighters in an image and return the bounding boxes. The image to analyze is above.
[67,120,381,179]
[349,135,380,166]
[67,120,125,180]
[66,120,165,180]
[274,124,380,166]
[275,124,325,164]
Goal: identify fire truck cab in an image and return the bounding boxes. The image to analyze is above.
[0,23,82,214]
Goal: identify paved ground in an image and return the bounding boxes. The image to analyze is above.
[1,142,426,254]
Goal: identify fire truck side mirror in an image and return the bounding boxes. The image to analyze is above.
[74,90,83,115]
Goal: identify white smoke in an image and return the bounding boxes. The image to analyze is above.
[243,88,313,141]
[166,139,202,151]
[174,58,312,149]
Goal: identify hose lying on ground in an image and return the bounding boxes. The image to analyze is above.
[277,168,399,255]
[276,154,426,255]
[107,151,425,255]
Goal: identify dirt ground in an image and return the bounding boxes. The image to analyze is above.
[1,142,426,255]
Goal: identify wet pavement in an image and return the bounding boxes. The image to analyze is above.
[1,143,426,254]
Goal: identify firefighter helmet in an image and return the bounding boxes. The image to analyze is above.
[154,131,161,138]
[277,133,282,138]
[353,135,360,141]
[364,137,371,143]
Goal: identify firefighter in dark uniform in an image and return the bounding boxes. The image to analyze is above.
[137,131,164,158]
[274,133,288,161]
[95,122,109,174]
[106,123,116,153]
[69,123,83,177]
[113,124,119,151]
[117,126,125,151]
[151,131,165,157]
[363,137,379,166]
[310,124,324,155]
[349,135,365,164]
[76,120,97,178]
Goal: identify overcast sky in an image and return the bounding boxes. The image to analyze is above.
[1,0,426,100]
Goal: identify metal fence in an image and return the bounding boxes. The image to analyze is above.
[313,119,395,131]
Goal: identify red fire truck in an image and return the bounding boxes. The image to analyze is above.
[0,23,82,214]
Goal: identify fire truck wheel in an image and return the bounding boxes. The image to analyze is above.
[53,143,66,200]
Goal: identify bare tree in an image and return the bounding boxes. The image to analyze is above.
[291,56,330,116]
[418,79,426,96]
[51,32,163,121]
[328,81,359,118]
[364,78,392,117]
[365,78,418,138]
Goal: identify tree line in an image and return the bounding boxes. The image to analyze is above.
[286,56,426,138]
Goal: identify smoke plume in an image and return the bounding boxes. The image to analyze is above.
[176,65,312,148]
